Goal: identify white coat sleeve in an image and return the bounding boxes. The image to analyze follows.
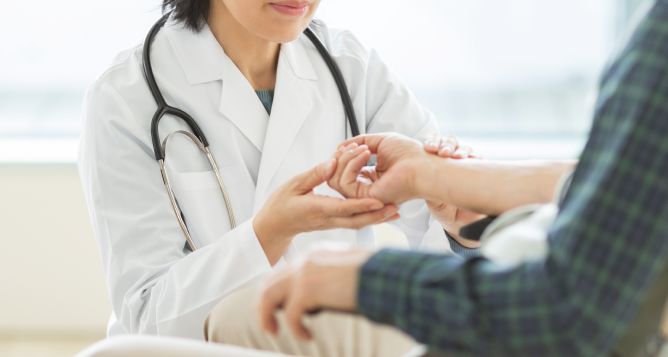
[78,80,272,339]
[330,30,445,250]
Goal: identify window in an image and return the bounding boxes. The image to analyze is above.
[0,0,638,161]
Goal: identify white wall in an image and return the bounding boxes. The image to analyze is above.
[0,164,110,338]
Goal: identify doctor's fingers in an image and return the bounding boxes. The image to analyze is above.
[452,145,473,159]
[325,206,400,230]
[469,151,485,159]
[289,158,337,193]
[453,145,484,159]
[423,133,444,154]
[315,196,387,217]
[437,135,461,158]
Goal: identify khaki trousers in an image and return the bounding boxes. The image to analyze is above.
[204,287,425,357]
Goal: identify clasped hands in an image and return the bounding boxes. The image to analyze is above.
[255,133,484,340]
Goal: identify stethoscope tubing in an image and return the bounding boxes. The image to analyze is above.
[142,13,359,250]
[143,15,210,162]
[303,27,360,137]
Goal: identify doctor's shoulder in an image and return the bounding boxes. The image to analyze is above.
[90,39,146,91]
[82,39,157,125]
[79,38,162,162]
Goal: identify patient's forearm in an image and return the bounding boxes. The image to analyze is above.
[418,157,577,216]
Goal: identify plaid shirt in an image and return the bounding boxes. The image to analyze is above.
[357,1,668,356]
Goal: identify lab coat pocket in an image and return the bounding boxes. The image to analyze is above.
[169,165,253,248]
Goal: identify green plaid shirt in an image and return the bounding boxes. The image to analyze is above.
[357,1,668,356]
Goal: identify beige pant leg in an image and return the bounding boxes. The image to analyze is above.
[74,335,292,357]
[204,287,424,357]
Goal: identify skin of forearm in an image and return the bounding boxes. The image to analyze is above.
[417,157,577,216]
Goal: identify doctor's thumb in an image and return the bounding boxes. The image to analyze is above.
[292,158,337,193]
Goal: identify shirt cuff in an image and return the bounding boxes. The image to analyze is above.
[236,218,272,273]
[445,230,481,259]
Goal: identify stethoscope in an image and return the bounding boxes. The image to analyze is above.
[142,14,360,251]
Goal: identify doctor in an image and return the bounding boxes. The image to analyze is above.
[78,0,478,339]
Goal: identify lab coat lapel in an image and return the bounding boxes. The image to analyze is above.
[254,40,316,212]
[219,55,270,153]
[165,20,269,152]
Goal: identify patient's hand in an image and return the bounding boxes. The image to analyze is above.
[327,133,428,204]
[328,133,486,248]
[328,133,483,203]
[421,134,486,247]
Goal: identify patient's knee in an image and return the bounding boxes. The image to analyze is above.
[204,287,260,343]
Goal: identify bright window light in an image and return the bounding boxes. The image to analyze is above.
[0,1,631,161]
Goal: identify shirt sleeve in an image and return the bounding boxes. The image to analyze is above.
[445,231,481,259]
[357,2,668,355]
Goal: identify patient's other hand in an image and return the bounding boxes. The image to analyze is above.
[257,249,372,340]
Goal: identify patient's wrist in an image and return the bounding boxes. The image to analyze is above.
[414,154,452,203]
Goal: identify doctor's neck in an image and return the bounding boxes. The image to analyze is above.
[208,1,280,91]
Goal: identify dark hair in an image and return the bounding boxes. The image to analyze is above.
[162,0,211,33]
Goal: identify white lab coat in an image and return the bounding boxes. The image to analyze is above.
[78,17,451,340]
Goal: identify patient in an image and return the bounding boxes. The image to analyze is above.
[205,1,668,356]
[205,135,577,357]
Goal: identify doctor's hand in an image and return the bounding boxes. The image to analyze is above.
[257,249,371,340]
[253,159,399,266]
[422,133,483,159]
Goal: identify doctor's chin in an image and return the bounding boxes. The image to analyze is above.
[1,0,657,357]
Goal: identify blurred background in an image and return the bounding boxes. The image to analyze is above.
[0,0,646,356]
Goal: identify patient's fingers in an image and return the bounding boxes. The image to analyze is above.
[257,271,291,335]
[329,144,367,197]
[340,149,372,198]
[283,290,313,340]
[330,143,355,162]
